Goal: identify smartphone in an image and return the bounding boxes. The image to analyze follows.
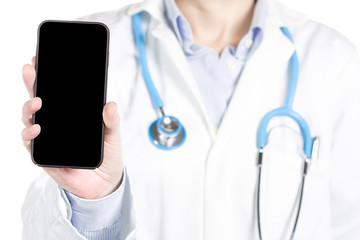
[31,20,109,169]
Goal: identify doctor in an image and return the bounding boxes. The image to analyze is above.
[21,0,360,239]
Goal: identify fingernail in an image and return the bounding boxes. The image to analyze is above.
[31,97,40,105]
[111,104,117,113]
[32,124,40,132]
[107,103,116,114]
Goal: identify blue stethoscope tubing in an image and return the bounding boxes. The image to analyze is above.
[256,27,313,159]
[132,12,186,150]
[132,12,164,110]
[132,11,315,240]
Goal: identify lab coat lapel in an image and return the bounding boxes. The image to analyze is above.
[216,24,296,141]
[215,0,306,141]
[150,21,218,139]
[128,0,217,139]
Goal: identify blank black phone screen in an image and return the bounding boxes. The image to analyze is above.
[32,21,109,168]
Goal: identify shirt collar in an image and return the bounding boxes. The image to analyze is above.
[164,0,193,49]
[251,0,268,31]
[164,0,268,56]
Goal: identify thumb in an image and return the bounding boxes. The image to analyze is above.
[103,102,120,142]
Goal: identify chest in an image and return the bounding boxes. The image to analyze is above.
[106,21,338,239]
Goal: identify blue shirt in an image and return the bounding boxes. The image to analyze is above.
[64,0,267,238]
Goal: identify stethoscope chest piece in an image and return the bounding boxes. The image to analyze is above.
[149,115,186,150]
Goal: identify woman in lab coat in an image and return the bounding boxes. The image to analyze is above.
[21,0,360,239]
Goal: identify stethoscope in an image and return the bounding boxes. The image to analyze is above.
[132,12,319,240]
[132,12,186,150]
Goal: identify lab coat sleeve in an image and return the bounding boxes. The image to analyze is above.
[22,169,137,240]
[329,51,360,239]
[21,172,86,240]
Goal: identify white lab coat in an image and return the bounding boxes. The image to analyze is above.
[21,0,360,239]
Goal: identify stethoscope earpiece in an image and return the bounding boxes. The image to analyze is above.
[149,115,186,150]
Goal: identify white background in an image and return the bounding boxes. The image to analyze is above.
[0,0,359,238]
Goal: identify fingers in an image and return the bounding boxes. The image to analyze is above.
[22,63,36,98]
[22,124,41,153]
[22,57,39,153]
[103,102,120,143]
[22,124,41,142]
[22,97,42,127]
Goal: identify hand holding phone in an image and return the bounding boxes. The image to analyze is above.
[21,21,124,199]
[22,58,124,199]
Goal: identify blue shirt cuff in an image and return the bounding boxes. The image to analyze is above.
[64,169,126,231]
